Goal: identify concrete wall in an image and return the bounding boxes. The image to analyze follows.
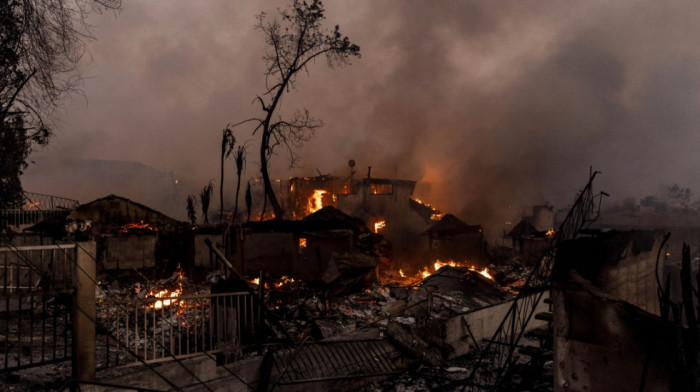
[552,273,669,392]
[601,238,662,316]
[552,231,670,392]
[193,234,223,268]
[244,232,298,277]
[102,234,156,269]
[88,355,263,392]
[445,292,550,357]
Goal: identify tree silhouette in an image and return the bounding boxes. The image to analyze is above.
[0,0,119,205]
[199,181,214,226]
[219,126,235,223]
[231,0,360,219]
[186,194,197,225]
[232,144,247,223]
[245,181,253,223]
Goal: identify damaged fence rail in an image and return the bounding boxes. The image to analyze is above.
[98,291,258,366]
[441,171,605,392]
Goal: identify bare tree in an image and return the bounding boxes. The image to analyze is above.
[0,0,119,206]
[186,194,197,225]
[232,0,360,219]
[219,126,235,223]
[199,181,214,226]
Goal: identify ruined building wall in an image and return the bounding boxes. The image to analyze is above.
[552,230,669,392]
[102,234,156,269]
[445,292,550,357]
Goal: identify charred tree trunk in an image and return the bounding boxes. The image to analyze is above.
[245,182,252,223]
[260,126,283,220]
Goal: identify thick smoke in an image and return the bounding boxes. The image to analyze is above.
[22,1,700,230]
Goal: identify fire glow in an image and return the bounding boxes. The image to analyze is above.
[410,197,443,220]
[394,259,494,284]
[374,220,386,233]
[307,190,327,214]
[147,283,183,309]
[249,275,296,290]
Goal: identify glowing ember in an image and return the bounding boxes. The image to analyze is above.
[546,229,556,236]
[307,190,327,214]
[119,221,157,232]
[374,220,386,233]
[411,197,442,220]
[390,259,495,285]
[299,238,307,248]
[147,283,183,309]
[251,277,260,285]
[273,275,295,289]
[471,266,494,280]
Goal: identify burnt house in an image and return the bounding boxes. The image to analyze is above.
[423,214,489,266]
[506,219,550,265]
[69,195,180,270]
[240,206,376,283]
[287,173,436,266]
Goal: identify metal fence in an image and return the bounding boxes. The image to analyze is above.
[0,191,79,229]
[0,244,77,371]
[97,291,259,367]
[0,209,68,229]
[456,172,604,392]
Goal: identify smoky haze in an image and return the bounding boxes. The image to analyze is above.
[21,1,700,231]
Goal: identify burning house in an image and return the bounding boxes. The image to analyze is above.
[286,170,446,269]
[238,206,385,291]
[423,214,489,267]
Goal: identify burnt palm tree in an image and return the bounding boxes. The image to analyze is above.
[186,194,197,225]
[200,180,214,225]
[220,127,235,223]
[232,144,247,222]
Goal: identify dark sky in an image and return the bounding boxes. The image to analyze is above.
[23,0,700,227]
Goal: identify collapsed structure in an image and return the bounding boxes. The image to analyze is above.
[1,172,699,391]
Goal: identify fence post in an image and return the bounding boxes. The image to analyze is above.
[72,241,96,382]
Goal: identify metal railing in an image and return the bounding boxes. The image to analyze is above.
[454,171,604,391]
[22,192,80,210]
[97,291,259,367]
[0,244,77,371]
[0,191,79,229]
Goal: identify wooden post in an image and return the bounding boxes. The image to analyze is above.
[235,226,245,277]
[72,241,96,382]
[257,270,265,355]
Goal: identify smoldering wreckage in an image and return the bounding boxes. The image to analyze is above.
[1,170,700,391]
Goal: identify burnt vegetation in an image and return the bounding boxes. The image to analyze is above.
[230,0,360,220]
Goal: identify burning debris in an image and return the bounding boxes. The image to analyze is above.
[1,174,575,392]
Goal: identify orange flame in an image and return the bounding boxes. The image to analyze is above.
[389,259,495,285]
[147,283,183,309]
[307,190,327,214]
[411,197,442,220]
[374,220,386,233]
